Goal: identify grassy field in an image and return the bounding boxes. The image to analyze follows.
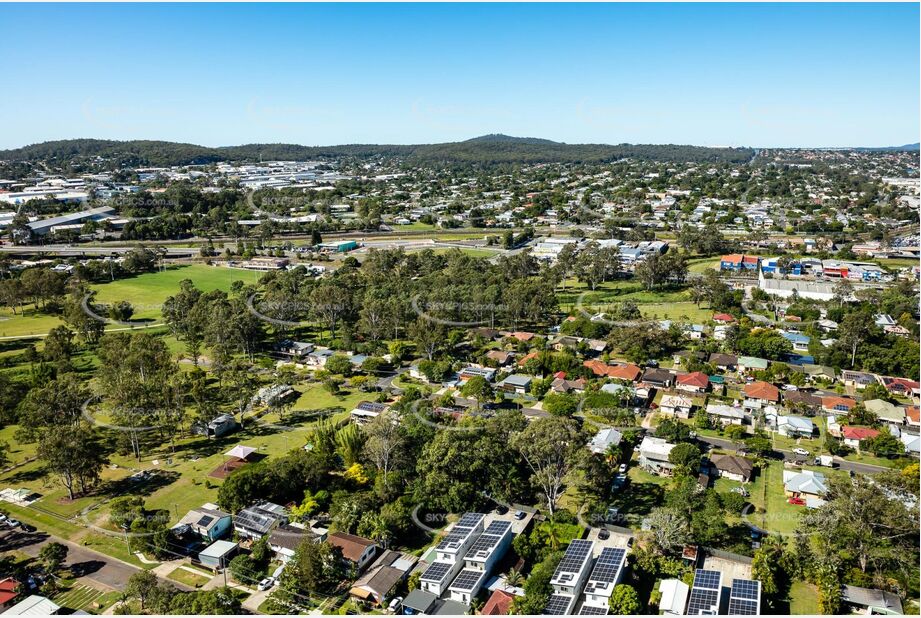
[787,581,820,614]
[0,264,255,338]
[53,583,121,614]
[640,302,713,324]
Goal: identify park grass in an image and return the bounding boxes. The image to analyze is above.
[640,302,713,324]
[788,581,820,615]
[687,257,720,274]
[167,566,211,588]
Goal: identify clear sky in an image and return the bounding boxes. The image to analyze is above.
[0,3,918,149]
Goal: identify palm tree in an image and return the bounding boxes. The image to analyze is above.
[505,568,523,587]
[336,424,366,467]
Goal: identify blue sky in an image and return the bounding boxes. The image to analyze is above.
[0,3,918,149]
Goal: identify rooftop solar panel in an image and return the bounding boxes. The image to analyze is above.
[544,594,573,615]
[467,533,502,558]
[730,579,760,601]
[450,569,484,592]
[586,547,626,585]
[554,539,593,576]
[578,606,608,615]
[436,530,468,550]
[196,515,214,527]
[727,598,759,615]
[483,520,512,536]
[692,569,722,591]
[420,561,452,582]
[456,512,485,528]
[686,588,720,615]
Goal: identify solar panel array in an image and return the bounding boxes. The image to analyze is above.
[466,520,512,560]
[483,520,512,536]
[420,561,452,582]
[728,579,761,615]
[584,547,626,593]
[578,605,609,615]
[456,512,485,529]
[686,569,722,615]
[553,539,593,581]
[450,568,485,592]
[436,530,468,551]
[544,594,573,615]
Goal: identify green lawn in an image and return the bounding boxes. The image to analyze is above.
[640,302,713,324]
[54,584,121,614]
[0,264,254,338]
[788,581,820,614]
[167,566,211,588]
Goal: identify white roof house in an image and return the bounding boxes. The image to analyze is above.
[3,595,61,615]
[587,428,623,454]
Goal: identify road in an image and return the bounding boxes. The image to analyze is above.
[695,434,891,474]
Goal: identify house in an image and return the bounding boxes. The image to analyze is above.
[720,254,759,271]
[781,331,811,352]
[485,350,515,366]
[712,312,736,323]
[659,395,694,419]
[587,427,623,454]
[274,339,313,359]
[641,368,674,389]
[657,579,690,616]
[840,585,903,615]
[709,353,737,371]
[841,370,879,390]
[880,376,921,399]
[459,366,496,382]
[549,377,586,394]
[507,331,536,342]
[705,404,746,426]
[497,374,532,395]
[842,426,880,450]
[481,589,516,615]
[774,415,816,438]
[234,501,288,540]
[400,589,437,615]
[198,540,238,571]
[710,454,754,482]
[349,550,417,606]
[544,539,595,614]
[192,413,238,439]
[676,372,709,394]
[864,399,905,426]
[450,520,514,604]
[177,504,233,541]
[1,595,60,615]
[253,384,296,407]
[420,513,485,597]
[638,436,677,476]
[821,396,857,415]
[0,579,19,611]
[328,532,378,573]
[737,356,769,373]
[350,401,389,425]
[269,523,315,563]
[784,389,822,409]
[583,360,641,381]
[306,347,334,367]
[906,406,920,429]
[580,547,628,611]
[743,380,780,403]
[783,470,828,504]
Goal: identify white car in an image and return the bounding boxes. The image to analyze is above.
[388,597,403,613]
[257,577,275,591]
[792,448,810,457]
[618,463,627,474]
[6,519,20,528]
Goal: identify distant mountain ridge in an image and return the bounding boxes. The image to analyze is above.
[0,135,757,167]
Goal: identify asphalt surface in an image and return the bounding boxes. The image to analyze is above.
[695,434,890,474]
[0,527,141,591]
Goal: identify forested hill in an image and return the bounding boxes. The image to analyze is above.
[0,135,756,168]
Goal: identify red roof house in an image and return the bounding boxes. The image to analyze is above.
[842,426,880,442]
[712,313,736,323]
[481,589,516,615]
[676,371,710,393]
[0,578,19,609]
[743,380,780,403]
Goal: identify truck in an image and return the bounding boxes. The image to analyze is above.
[814,455,837,468]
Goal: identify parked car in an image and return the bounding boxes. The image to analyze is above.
[731,486,750,498]
[257,577,275,591]
[597,529,610,541]
[20,524,36,533]
[513,510,525,520]
[787,497,806,506]
[6,519,20,528]
[618,463,627,474]
[792,448,809,457]
[388,597,403,613]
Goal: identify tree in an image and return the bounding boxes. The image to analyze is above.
[162,280,206,365]
[276,540,345,601]
[838,310,874,368]
[542,392,579,417]
[325,354,353,377]
[125,570,159,611]
[646,507,690,553]
[864,431,904,458]
[608,584,640,614]
[460,375,494,410]
[512,417,583,517]
[751,537,784,597]
[363,411,406,499]
[38,542,68,575]
[668,443,702,475]
[37,425,108,500]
